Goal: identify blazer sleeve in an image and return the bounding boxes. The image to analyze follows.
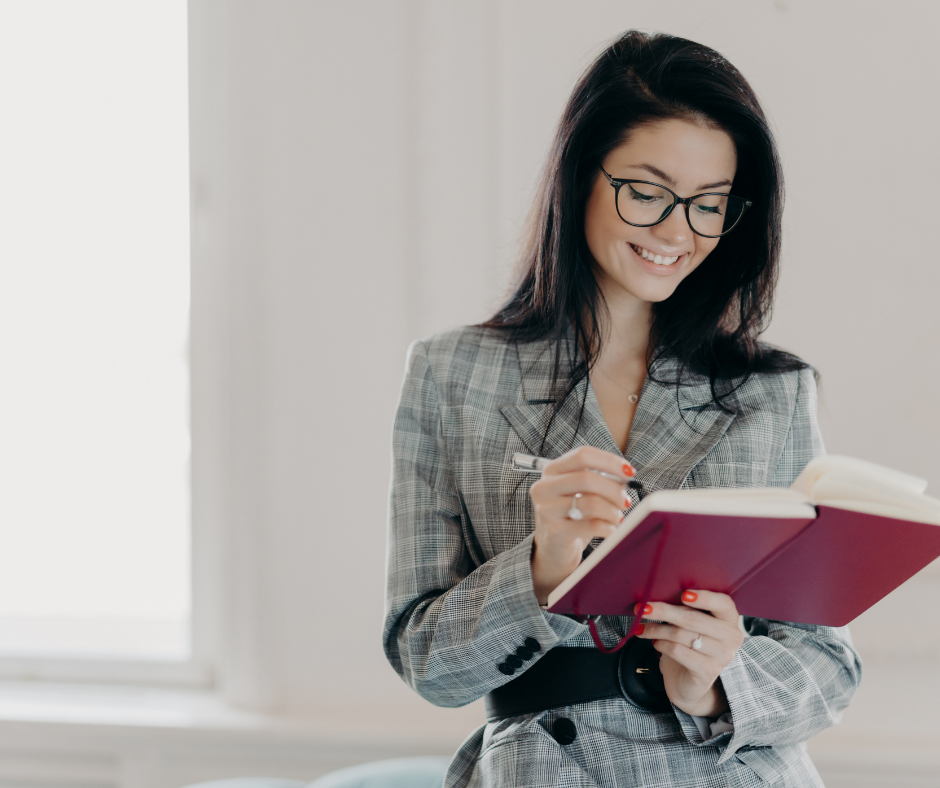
[677,367,864,762]
[382,340,584,707]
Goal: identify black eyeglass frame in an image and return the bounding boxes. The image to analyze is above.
[599,166,753,238]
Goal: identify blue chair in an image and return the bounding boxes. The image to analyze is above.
[181,756,450,788]
[182,782,306,788]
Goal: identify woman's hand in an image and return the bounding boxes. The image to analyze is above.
[529,446,634,605]
[635,590,744,717]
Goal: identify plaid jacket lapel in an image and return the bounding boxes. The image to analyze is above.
[499,383,624,461]
[625,360,737,492]
[498,326,622,461]
[499,335,737,492]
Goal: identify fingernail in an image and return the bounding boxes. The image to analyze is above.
[618,511,625,523]
[623,463,636,477]
[682,590,698,603]
[636,623,645,635]
[634,603,653,616]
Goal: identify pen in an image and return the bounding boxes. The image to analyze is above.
[511,452,646,497]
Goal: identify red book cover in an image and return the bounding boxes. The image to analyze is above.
[547,506,940,626]
[732,506,940,625]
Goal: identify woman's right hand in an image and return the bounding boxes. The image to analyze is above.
[529,445,635,605]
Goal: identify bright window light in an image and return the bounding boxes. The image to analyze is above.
[0,1,190,660]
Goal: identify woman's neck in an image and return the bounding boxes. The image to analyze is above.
[584,295,653,453]
[593,292,654,371]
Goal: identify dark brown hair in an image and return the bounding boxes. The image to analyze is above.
[480,30,807,427]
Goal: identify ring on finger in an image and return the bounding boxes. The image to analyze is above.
[567,493,584,521]
[691,633,703,651]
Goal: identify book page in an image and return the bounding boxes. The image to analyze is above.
[791,454,928,498]
[810,475,940,525]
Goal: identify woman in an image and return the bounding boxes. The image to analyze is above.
[383,30,861,788]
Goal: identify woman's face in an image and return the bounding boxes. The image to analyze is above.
[584,118,738,308]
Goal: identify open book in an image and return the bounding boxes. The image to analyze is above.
[546,455,940,626]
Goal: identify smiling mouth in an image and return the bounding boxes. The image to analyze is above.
[630,243,681,266]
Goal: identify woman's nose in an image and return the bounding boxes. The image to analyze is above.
[653,204,691,245]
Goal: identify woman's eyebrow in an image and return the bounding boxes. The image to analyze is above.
[627,163,732,191]
[698,178,733,190]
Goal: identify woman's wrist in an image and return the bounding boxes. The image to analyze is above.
[530,541,579,606]
[678,680,729,718]
[530,548,560,606]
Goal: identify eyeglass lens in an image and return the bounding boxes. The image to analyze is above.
[617,182,747,236]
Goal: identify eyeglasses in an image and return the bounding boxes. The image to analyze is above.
[600,166,753,238]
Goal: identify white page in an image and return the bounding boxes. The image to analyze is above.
[792,455,928,497]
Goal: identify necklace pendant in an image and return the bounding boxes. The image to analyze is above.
[628,393,639,404]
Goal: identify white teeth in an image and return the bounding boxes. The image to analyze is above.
[633,244,680,265]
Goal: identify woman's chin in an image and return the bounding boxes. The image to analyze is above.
[595,284,673,311]
[617,270,686,305]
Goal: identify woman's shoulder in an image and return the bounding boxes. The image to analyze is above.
[408,324,518,375]
[654,344,816,408]
[727,348,818,418]
[752,343,817,391]
[402,325,530,411]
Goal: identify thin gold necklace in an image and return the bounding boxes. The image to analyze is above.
[596,364,640,404]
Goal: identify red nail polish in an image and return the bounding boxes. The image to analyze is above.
[634,603,653,616]
[682,590,698,603]
[636,623,645,635]
[623,463,636,477]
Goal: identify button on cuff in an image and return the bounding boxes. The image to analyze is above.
[551,717,577,745]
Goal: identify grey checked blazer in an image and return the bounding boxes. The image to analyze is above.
[383,324,862,788]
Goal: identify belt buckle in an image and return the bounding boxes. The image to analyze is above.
[616,637,673,713]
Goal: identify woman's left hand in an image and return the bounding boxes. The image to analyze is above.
[634,590,744,717]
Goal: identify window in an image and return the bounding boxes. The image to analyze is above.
[0,1,193,676]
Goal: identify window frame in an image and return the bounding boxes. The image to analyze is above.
[0,2,213,689]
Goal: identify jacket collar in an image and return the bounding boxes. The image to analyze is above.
[498,328,736,492]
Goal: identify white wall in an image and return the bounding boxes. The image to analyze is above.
[188,0,940,779]
[190,0,414,707]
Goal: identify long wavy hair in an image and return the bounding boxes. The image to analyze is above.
[480,30,808,433]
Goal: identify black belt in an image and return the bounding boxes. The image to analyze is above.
[484,640,671,722]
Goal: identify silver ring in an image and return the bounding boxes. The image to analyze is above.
[567,493,584,521]
[691,634,703,651]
